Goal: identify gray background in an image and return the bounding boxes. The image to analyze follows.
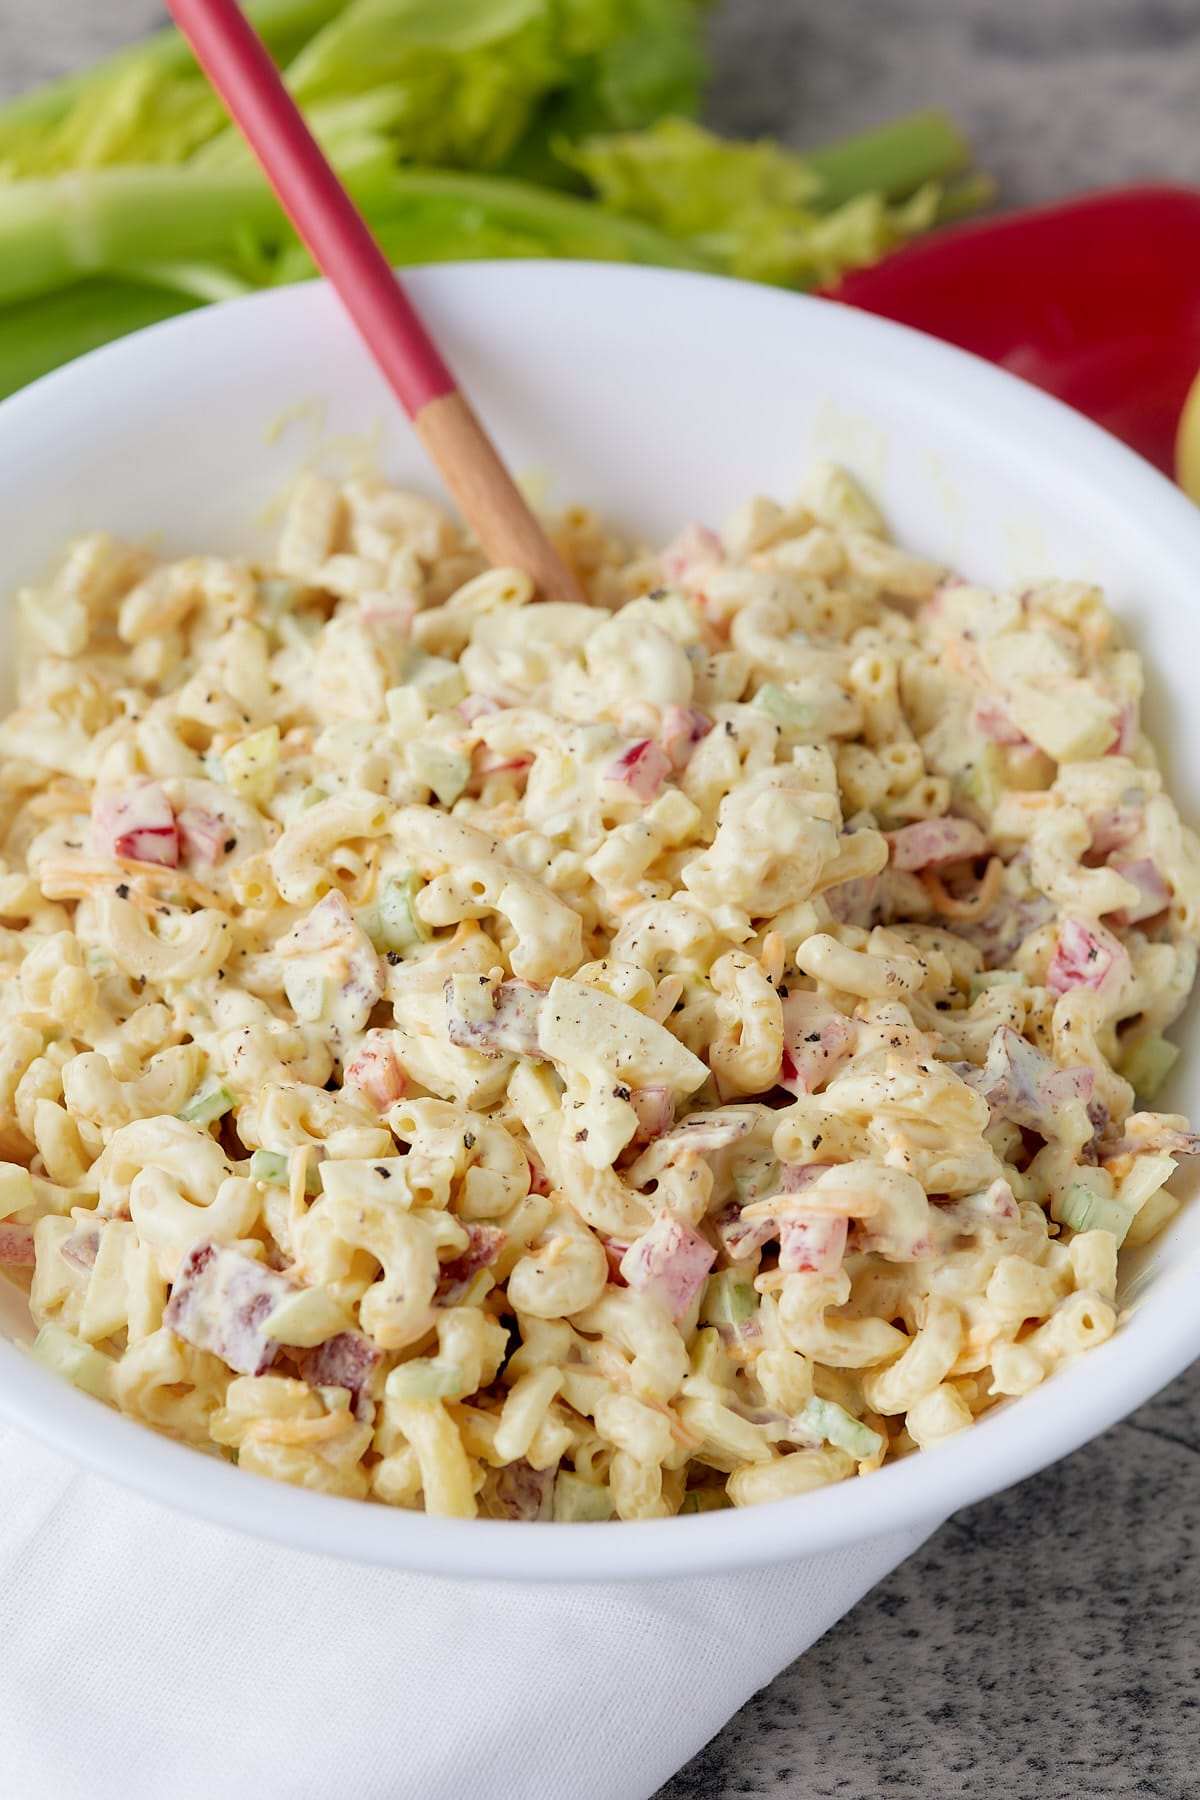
[3,4,1198,1796]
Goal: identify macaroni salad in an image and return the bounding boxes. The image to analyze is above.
[1,462,1197,1521]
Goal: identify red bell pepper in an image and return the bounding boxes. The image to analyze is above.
[830,185,1200,477]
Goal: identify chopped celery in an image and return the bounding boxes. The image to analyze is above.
[385,685,429,741]
[385,1357,464,1402]
[1053,1180,1135,1247]
[0,0,984,397]
[178,1077,234,1125]
[1115,1153,1177,1218]
[753,684,815,731]
[680,1486,732,1514]
[956,743,1004,819]
[404,649,467,710]
[407,739,471,806]
[257,576,304,614]
[250,1147,309,1189]
[249,1149,290,1186]
[700,1269,756,1328]
[564,114,973,289]
[0,2,344,168]
[0,276,199,402]
[0,1162,34,1222]
[29,1323,115,1401]
[363,872,429,954]
[968,969,1024,1005]
[553,1471,616,1522]
[1118,1035,1180,1103]
[798,1396,884,1461]
[731,1156,780,1204]
[690,1325,732,1386]
[803,109,972,207]
[284,967,328,1023]
[223,724,280,803]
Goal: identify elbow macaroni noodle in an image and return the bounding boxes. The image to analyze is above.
[1,461,1197,1520]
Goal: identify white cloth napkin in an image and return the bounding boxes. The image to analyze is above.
[0,1425,936,1800]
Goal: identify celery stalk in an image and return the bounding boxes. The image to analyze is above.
[355,169,718,273]
[0,0,345,155]
[680,1486,731,1513]
[0,278,198,401]
[178,1078,235,1125]
[249,1150,290,1186]
[0,158,394,307]
[933,172,998,223]
[804,110,972,208]
[0,159,707,312]
[1118,1035,1180,1103]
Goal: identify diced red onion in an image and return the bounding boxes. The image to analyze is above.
[964,1024,1095,1137]
[713,1205,777,1262]
[935,1179,1021,1235]
[1086,805,1143,858]
[473,747,534,779]
[1102,1115,1200,1160]
[660,705,713,771]
[1046,916,1129,997]
[823,874,880,928]
[1106,859,1170,927]
[60,1227,101,1271]
[656,1108,757,1152]
[629,1084,674,1145]
[176,804,232,866]
[1106,702,1137,755]
[457,694,502,725]
[603,737,672,803]
[358,595,417,635]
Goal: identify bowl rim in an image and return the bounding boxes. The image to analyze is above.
[2,258,1200,1580]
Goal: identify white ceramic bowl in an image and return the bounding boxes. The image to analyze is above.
[1,263,1198,1582]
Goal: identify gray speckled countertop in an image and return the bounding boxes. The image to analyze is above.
[3,4,1199,1796]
